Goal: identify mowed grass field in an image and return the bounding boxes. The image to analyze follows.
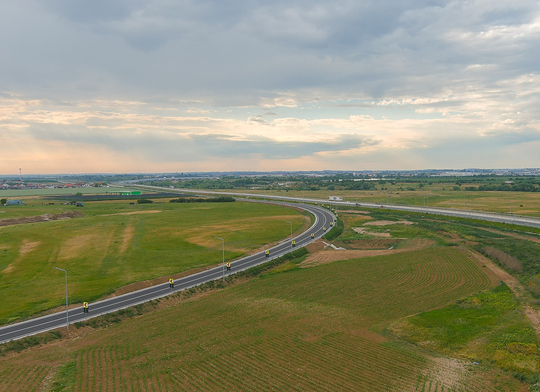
[0,201,307,324]
[0,247,526,391]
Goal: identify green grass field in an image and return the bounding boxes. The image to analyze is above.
[2,202,539,391]
[0,200,306,324]
[226,187,540,217]
[390,284,539,376]
[0,246,526,391]
[0,187,128,198]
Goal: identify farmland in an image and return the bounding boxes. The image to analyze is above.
[0,200,307,324]
[1,202,540,391]
[0,245,526,391]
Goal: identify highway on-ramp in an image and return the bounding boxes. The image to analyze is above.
[0,201,335,344]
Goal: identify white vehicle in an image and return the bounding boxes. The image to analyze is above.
[328,196,343,201]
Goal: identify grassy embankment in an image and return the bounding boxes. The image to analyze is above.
[0,200,306,324]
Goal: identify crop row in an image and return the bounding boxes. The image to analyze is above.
[70,333,427,391]
[0,363,50,392]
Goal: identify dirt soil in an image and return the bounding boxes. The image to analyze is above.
[480,227,540,244]
[0,211,84,227]
[338,238,400,250]
[338,210,371,214]
[364,220,415,226]
[353,227,391,237]
[300,238,433,268]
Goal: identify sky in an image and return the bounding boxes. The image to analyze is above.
[1,0,540,174]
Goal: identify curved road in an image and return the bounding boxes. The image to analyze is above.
[0,201,335,344]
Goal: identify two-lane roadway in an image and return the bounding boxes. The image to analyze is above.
[0,201,335,344]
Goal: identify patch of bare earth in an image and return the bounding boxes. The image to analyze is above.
[0,211,83,227]
[364,220,415,226]
[105,210,161,216]
[304,239,326,254]
[300,238,433,268]
[338,209,371,214]
[57,234,100,261]
[352,227,391,237]
[339,238,400,250]
[480,227,540,244]
[2,239,41,274]
[19,239,40,255]
[119,224,135,254]
[419,357,468,391]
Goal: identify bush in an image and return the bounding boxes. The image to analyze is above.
[483,246,523,272]
[137,198,153,204]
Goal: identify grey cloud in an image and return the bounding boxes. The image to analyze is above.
[2,0,538,104]
[24,122,379,162]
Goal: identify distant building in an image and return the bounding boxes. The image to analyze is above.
[6,199,24,206]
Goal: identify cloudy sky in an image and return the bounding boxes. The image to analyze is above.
[1,0,539,174]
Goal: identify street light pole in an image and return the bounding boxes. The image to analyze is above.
[215,237,225,281]
[286,221,292,254]
[55,267,69,330]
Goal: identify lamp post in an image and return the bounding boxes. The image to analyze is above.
[55,267,69,330]
[215,237,225,281]
[285,221,292,254]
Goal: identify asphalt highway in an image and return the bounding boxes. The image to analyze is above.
[132,185,540,230]
[0,201,335,344]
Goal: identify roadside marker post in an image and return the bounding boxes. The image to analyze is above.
[54,267,69,331]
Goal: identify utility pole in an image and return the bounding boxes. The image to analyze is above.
[55,267,69,330]
[286,221,292,254]
[215,237,225,281]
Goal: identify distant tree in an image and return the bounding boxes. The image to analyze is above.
[0,198,6,205]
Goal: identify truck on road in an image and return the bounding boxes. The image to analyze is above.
[329,196,343,201]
